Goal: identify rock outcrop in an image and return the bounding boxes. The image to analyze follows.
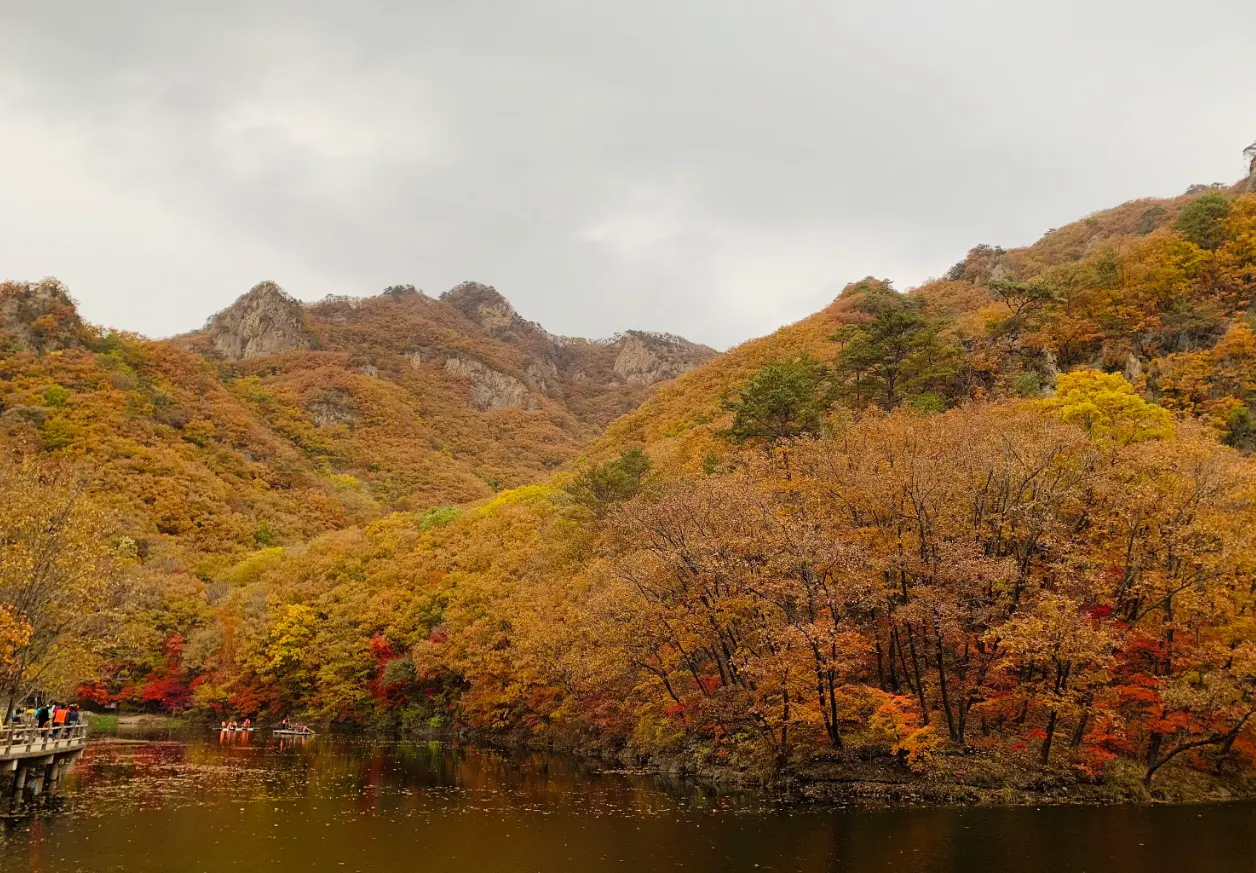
[611,331,713,386]
[435,281,717,408]
[307,388,360,428]
[444,356,534,411]
[0,279,84,353]
[1124,353,1143,385]
[205,281,311,360]
[525,359,560,396]
[441,282,523,335]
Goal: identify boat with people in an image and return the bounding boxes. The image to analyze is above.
[218,719,256,733]
[273,718,315,737]
[217,716,313,736]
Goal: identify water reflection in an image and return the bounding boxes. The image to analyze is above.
[2,733,1254,872]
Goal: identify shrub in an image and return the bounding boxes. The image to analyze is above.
[1175,192,1231,250]
[42,384,69,408]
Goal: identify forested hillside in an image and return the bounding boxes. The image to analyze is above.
[0,279,713,560]
[600,181,1256,467]
[5,177,1256,804]
[0,277,711,719]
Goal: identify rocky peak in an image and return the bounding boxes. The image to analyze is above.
[205,281,311,360]
[0,278,85,353]
[1245,141,1256,193]
[440,282,522,334]
[944,245,1007,284]
[382,284,420,299]
[611,331,716,386]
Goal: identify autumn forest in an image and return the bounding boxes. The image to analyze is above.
[4,174,1256,803]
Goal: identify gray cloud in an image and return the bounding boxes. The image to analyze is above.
[2,1,1254,348]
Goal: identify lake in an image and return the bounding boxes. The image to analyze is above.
[2,732,1253,872]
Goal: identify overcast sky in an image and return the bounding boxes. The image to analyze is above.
[2,2,1254,349]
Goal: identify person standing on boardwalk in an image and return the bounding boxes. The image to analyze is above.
[52,703,68,737]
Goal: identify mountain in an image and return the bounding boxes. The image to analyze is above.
[0,277,714,563]
[7,173,1256,805]
[122,180,1256,808]
[163,180,1255,803]
[177,280,716,501]
[598,180,1256,467]
[184,279,715,427]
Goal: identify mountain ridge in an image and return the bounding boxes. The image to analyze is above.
[595,178,1256,468]
[0,276,715,566]
[182,279,716,423]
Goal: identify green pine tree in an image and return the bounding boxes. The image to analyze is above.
[832,282,957,410]
[566,448,653,517]
[719,355,836,445]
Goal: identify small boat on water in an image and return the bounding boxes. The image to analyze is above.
[218,721,257,733]
[273,728,316,737]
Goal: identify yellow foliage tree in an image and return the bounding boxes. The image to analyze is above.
[0,457,126,716]
[1041,369,1174,445]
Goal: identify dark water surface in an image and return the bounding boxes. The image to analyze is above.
[2,733,1253,872]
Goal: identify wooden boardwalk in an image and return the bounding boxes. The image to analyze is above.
[1,724,88,795]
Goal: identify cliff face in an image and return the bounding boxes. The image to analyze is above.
[443,355,535,411]
[203,281,311,360]
[611,331,714,386]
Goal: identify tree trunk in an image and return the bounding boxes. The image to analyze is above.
[933,620,957,742]
[886,628,900,692]
[827,668,842,749]
[1070,711,1089,749]
[905,625,929,725]
[778,683,791,768]
[1040,710,1058,765]
[1214,712,1254,775]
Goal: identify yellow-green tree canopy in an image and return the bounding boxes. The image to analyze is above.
[1041,369,1174,445]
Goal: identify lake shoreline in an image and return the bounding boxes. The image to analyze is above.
[450,729,1256,811]
[89,715,1256,810]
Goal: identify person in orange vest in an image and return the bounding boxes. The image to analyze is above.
[52,702,69,737]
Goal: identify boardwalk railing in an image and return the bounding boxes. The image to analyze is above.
[1,724,88,760]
